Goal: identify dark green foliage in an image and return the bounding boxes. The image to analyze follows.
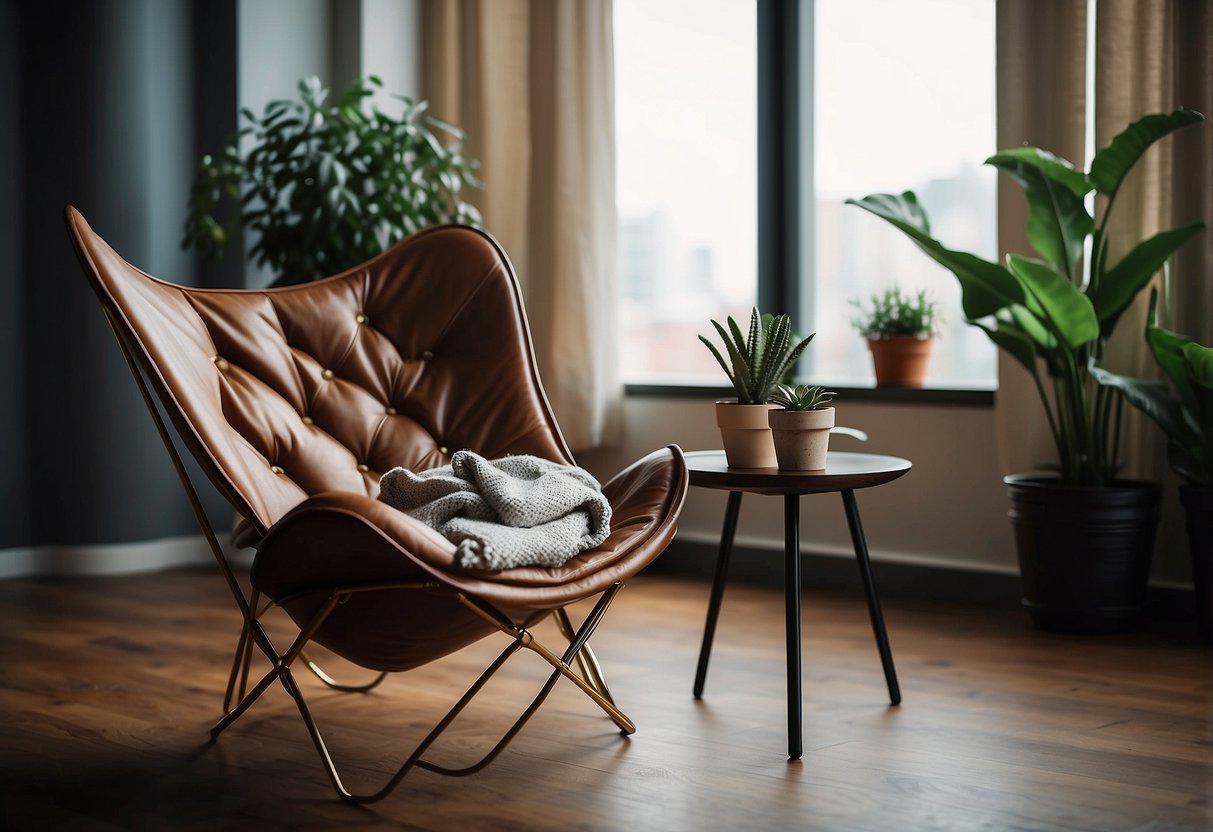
[770,383,836,411]
[1091,290,1213,485]
[847,108,1207,486]
[182,75,482,285]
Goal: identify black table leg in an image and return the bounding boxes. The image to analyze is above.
[693,490,743,698]
[841,489,901,706]
[785,494,802,760]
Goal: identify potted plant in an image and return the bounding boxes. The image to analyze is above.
[850,287,940,387]
[1092,289,1213,640]
[182,75,482,285]
[699,308,815,468]
[768,384,837,471]
[847,108,1207,633]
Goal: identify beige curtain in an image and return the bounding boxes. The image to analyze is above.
[422,0,621,452]
[995,0,1212,479]
[1096,0,1213,480]
[994,0,1089,477]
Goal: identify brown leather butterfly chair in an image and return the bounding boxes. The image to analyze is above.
[64,206,688,803]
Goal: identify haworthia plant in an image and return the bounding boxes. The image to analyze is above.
[699,308,816,405]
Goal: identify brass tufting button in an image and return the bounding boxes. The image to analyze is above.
[213,357,229,371]
[385,406,397,416]
[438,446,449,455]
[357,463,369,473]
[321,368,334,380]
[270,465,284,475]
[301,415,313,426]
[422,350,433,360]
[355,312,369,325]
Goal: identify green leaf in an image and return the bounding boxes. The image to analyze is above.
[1006,256,1098,349]
[1007,303,1055,352]
[986,150,1093,279]
[985,147,1092,197]
[970,317,1038,376]
[1089,364,1195,446]
[1147,308,1198,405]
[1091,221,1205,335]
[847,192,1023,318]
[1088,109,1206,196]
[1183,341,1213,389]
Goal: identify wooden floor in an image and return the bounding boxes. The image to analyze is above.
[0,569,1209,831]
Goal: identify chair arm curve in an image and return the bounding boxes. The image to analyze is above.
[250,445,688,612]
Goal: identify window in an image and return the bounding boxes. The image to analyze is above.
[614,0,757,384]
[615,0,998,391]
[810,0,997,388]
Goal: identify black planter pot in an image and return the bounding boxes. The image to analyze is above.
[1179,485,1213,642]
[1005,475,1162,634]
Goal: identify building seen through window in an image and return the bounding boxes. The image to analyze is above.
[615,0,997,389]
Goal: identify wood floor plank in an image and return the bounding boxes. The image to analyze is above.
[0,568,1209,831]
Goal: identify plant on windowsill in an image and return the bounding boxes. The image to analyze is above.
[849,286,940,388]
[847,108,1207,633]
[699,308,815,468]
[182,75,482,286]
[767,384,837,471]
[1092,288,1213,640]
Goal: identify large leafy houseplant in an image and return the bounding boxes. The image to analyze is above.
[1093,290,1213,640]
[1092,289,1213,486]
[183,75,482,285]
[848,109,1206,487]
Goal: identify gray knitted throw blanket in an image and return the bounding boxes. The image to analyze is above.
[378,451,612,571]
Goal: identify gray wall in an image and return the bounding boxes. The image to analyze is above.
[12,0,234,547]
[0,0,423,553]
[0,0,27,546]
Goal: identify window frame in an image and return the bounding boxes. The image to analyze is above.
[621,0,996,406]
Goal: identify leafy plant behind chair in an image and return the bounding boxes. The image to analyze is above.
[847,108,1207,486]
[699,308,816,404]
[183,75,482,286]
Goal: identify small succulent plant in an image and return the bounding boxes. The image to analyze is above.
[770,383,836,411]
[699,308,815,405]
[849,286,940,339]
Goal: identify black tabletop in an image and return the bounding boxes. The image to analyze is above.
[685,450,912,495]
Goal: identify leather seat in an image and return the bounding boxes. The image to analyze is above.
[65,206,688,802]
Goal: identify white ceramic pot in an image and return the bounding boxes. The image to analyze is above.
[768,407,835,471]
[715,401,778,468]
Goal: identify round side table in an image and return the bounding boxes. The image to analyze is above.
[685,449,912,760]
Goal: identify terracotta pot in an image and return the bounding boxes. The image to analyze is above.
[768,407,835,471]
[715,401,777,468]
[867,336,932,388]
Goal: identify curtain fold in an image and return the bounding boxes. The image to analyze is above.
[995,0,1211,480]
[422,0,621,452]
[1094,0,1213,481]
[994,0,1089,478]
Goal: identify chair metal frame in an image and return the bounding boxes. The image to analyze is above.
[106,309,635,804]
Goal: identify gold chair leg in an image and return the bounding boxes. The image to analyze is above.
[223,592,272,713]
[209,582,636,804]
[300,650,389,693]
[459,586,635,734]
[554,607,617,706]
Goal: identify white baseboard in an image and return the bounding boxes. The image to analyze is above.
[0,534,251,579]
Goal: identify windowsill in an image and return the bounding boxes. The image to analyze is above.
[623,381,995,407]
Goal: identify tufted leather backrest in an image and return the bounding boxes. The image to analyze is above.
[66,208,573,538]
